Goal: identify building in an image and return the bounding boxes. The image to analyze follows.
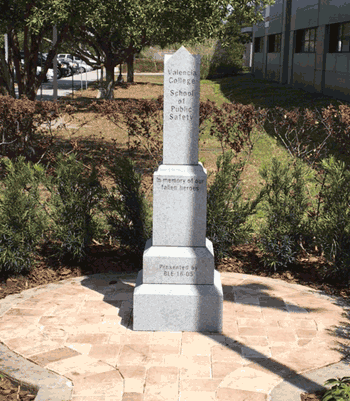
[241,0,350,104]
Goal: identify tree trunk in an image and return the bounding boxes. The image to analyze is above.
[0,53,15,98]
[104,61,116,99]
[127,54,134,83]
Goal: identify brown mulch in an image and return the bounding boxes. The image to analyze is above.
[0,240,349,303]
[0,374,36,401]
[300,390,326,401]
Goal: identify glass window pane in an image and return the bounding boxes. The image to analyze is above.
[309,41,315,52]
[310,29,315,41]
[304,30,310,40]
[342,39,350,52]
[343,22,350,38]
[276,34,281,49]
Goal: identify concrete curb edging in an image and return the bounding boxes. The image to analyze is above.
[269,359,350,401]
[0,342,73,401]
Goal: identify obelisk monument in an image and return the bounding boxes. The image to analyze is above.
[133,46,223,332]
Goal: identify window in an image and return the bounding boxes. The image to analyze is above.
[268,34,281,52]
[254,37,264,53]
[329,21,350,53]
[295,27,317,53]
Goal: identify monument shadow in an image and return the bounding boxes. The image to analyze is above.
[79,272,349,394]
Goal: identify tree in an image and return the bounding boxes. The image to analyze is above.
[65,0,275,99]
[207,4,257,78]
[0,0,86,100]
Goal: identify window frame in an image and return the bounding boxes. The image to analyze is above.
[268,33,282,53]
[295,27,317,53]
[337,22,350,52]
[254,36,264,53]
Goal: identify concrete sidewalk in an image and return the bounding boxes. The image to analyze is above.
[0,271,349,401]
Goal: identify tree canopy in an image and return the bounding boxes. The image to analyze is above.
[65,0,275,98]
[0,0,86,99]
[0,0,275,99]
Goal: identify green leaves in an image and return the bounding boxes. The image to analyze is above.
[43,152,106,264]
[322,376,350,401]
[103,155,152,254]
[316,156,350,281]
[256,157,310,271]
[206,150,256,262]
[0,156,48,276]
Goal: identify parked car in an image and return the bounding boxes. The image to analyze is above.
[72,56,93,72]
[57,56,79,74]
[58,53,96,71]
[57,53,73,61]
[19,51,65,80]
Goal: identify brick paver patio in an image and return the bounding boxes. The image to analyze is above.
[0,272,349,401]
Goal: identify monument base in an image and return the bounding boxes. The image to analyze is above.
[143,238,215,285]
[133,269,223,332]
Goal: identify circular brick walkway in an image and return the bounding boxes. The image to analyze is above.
[0,271,349,401]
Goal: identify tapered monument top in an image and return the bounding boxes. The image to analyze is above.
[163,46,201,165]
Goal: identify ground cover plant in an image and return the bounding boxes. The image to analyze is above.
[0,73,350,301]
[301,376,350,401]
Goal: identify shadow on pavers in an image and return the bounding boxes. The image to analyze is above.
[79,272,350,394]
[326,297,350,363]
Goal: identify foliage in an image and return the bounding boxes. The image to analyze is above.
[207,150,263,262]
[103,155,152,254]
[200,54,212,80]
[314,156,350,282]
[202,100,267,155]
[92,97,163,170]
[205,6,255,79]
[322,376,350,401]
[62,0,275,98]
[42,152,106,264]
[0,0,85,99]
[208,40,245,79]
[256,157,310,271]
[0,156,48,277]
[0,95,60,164]
[134,59,163,73]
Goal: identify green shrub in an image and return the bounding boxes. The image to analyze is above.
[103,156,152,254]
[206,150,262,263]
[208,40,245,79]
[256,157,310,271]
[42,152,106,264]
[322,376,350,401]
[134,58,163,73]
[0,156,49,277]
[314,156,350,282]
[200,54,212,80]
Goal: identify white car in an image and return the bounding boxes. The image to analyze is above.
[57,53,73,61]
[57,54,94,72]
[72,57,93,72]
[57,56,79,74]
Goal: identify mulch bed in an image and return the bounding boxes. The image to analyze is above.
[0,374,36,401]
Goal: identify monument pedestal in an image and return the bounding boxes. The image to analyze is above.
[133,268,223,332]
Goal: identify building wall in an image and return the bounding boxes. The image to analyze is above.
[251,0,350,104]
